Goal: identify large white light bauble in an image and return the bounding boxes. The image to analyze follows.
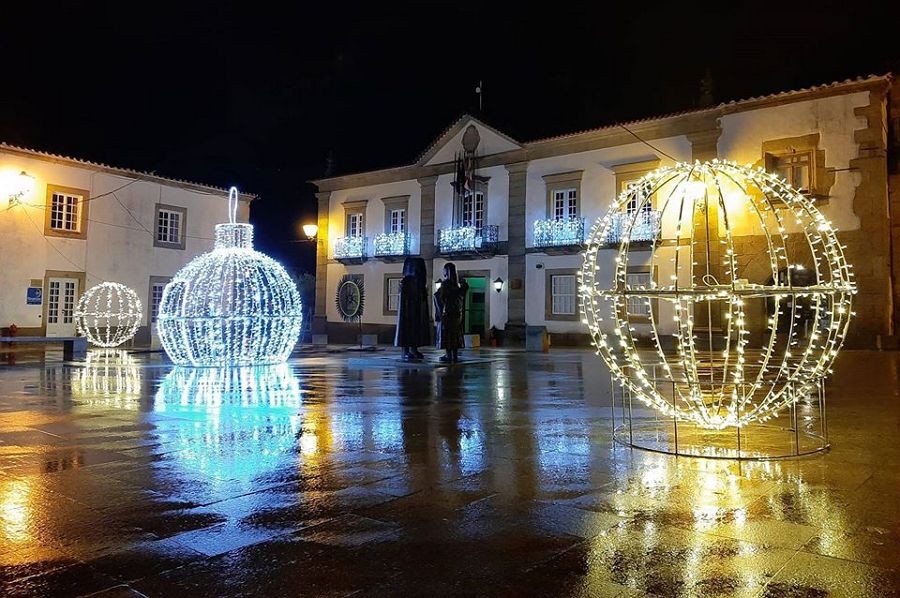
[580,160,855,430]
[157,187,303,366]
[75,282,142,347]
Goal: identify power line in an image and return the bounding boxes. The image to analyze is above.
[616,122,680,162]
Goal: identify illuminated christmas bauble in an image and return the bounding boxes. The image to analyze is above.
[580,160,855,430]
[157,187,303,366]
[153,365,303,481]
[75,282,142,347]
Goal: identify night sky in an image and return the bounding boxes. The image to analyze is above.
[3,1,897,273]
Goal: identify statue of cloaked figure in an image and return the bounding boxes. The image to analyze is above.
[395,257,432,361]
[433,262,469,363]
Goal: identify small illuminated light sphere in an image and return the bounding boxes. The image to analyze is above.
[157,187,303,366]
[580,160,855,430]
[75,282,142,347]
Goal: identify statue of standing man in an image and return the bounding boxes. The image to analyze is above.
[395,257,431,361]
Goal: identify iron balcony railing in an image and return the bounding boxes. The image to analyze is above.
[333,236,368,260]
[438,225,499,254]
[605,210,661,245]
[533,217,585,248]
[373,232,410,257]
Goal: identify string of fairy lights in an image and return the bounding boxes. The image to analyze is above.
[74,282,143,347]
[157,187,303,367]
[579,160,855,430]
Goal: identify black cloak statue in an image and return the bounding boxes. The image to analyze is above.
[433,263,469,351]
[395,257,432,349]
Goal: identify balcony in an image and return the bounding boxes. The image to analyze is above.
[533,217,584,250]
[605,210,661,247]
[333,236,368,263]
[373,232,410,260]
[438,225,499,256]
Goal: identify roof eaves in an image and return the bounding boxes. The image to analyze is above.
[0,142,257,201]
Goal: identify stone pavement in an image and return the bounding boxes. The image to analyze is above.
[0,347,898,597]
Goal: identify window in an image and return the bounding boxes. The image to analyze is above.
[154,204,187,249]
[543,171,583,220]
[551,274,577,316]
[382,196,410,236]
[389,208,405,234]
[553,188,578,221]
[148,276,172,325]
[151,283,166,323]
[612,160,660,215]
[157,209,182,244]
[626,272,652,318]
[461,190,485,229]
[384,275,402,315]
[347,212,364,237]
[769,152,812,193]
[760,134,832,200]
[50,192,81,232]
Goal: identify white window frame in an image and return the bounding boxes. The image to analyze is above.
[50,192,81,232]
[347,212,364,237]
[626,271,652,318]
[156,209,182,244]
[461,190,485,230]
[389,208,405,234]
[151,282,166,323]
[154,204,187,249]
[553,188,578,221]
[384,275,402,315]
[550,274,577,316]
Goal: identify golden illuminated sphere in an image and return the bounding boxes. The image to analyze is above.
[75,282,143,347]
[580,160,855,429]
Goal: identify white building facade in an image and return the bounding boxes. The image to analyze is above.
[0,144,252,344]
[312,75,898,348]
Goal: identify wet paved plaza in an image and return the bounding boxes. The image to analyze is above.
[0,347,898,597]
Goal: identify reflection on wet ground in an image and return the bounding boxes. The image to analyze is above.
[0,348,898,597]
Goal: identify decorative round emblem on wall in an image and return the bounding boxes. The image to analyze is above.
[336,275,365,322]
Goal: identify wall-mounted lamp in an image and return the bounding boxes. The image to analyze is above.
[6,170,34,207]
[493,277,504,293]
[302,223,319,240]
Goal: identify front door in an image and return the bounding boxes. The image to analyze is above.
[463,277,486,336]
[46,277,79,337]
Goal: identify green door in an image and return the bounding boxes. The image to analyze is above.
[463,277,486,336]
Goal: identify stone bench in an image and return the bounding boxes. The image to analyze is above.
[0,336,88,360]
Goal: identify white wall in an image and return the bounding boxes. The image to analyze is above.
[324,261,405,326]
[434,256,509,331]
[424,120,521,166]
[434,165,510,242]
[327,179,422,258]
[524,137,691,248]
[718,91,869,233]
[0,149,250,331]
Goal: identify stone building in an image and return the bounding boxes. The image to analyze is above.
[0,143,253,344]
[312,75,898,349]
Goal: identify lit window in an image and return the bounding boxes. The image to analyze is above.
[769,152,811,193]
[386,277,401,312]
[553,188,578,221]
[390,209,405,234]
[157,209,182,244]
[623,181,653,216]
[347,212,364,237]
[551,274,576,315]
[626,272,652,317]
[50,192,82,232]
